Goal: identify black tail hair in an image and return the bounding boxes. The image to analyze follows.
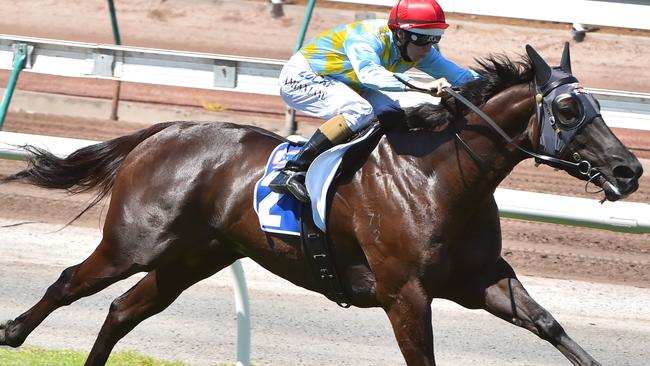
[3,122,175,224]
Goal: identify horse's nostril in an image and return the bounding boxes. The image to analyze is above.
[613,165,637,180]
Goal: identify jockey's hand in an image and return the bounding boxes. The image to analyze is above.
[426,78,451,97]
[407,78,451,97]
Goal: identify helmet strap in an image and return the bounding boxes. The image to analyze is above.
[392,29,413,62]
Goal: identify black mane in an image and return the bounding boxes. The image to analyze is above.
[403,54,534,130]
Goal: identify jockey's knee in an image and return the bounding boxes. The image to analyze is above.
[343,101,374,133]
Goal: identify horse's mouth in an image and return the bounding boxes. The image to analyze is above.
[595,174,635,202]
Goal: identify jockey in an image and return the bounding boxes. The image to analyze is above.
[269,0,479,202]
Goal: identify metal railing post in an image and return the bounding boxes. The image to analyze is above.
[283,0,317,136]
[107,0,122,121]
[229,260,251,366]
[107,0,122,45]
[0,43,28,129]
[293,0,317,54]
[283,107,296,136]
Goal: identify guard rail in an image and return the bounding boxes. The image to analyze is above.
[330,0,650,31]
[1,131,648,233]
[1,34,649,131]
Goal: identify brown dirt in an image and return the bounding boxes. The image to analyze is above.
[0,0,649,288]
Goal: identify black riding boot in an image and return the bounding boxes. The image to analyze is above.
[269,129,333,202]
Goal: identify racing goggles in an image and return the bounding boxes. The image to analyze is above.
[407,32,441,46]
[536,80,602,156]
[551,91,601,129]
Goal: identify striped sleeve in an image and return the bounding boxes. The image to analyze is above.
[344,33,407,92]
[416,48,480,86]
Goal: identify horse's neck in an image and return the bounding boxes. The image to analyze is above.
[456,83,536,182]
[381,84,535,208]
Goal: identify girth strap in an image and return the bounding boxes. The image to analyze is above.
[300,206,351,308]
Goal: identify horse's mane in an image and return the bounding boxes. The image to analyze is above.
[402,54,534,130]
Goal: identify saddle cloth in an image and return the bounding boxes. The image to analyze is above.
[254,125,380,235]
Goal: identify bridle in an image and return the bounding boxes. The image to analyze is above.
[394,74,603,180]
[533,74,602,178]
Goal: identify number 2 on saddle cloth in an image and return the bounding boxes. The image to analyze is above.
[254,123,381,236]
[254,142,304,236]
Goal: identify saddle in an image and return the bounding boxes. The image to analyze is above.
[254,123,384,307]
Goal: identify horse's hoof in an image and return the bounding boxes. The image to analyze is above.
[0,320,8,345]
[0,319,20,347]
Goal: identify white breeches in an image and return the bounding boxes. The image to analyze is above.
[279,53,411,133]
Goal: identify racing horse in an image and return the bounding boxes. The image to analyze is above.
[0,44,642,365]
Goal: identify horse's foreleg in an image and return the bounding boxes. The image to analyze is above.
[449,258,601,366]
[83,253,236,366]
[383,279,436,366]
[0,240,139,348]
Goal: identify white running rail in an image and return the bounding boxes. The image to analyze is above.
[1,34,650,131]
[2,131,648,234]
[330,0,650,31]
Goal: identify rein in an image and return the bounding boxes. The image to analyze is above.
[443,87,592,174]
[394,75,597,178]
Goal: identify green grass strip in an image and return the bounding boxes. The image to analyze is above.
[0,346,239,366]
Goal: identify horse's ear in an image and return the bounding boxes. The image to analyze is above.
[560,41,572,74]
[526,44,552,85]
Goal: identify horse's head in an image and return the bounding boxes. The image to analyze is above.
[526,43,643,201]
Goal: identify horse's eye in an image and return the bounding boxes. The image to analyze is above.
[552,95,583,128]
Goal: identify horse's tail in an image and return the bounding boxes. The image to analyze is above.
[3,122,175,223]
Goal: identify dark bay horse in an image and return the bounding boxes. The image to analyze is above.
[0,44,642,365]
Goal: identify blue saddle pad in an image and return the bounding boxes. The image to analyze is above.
[253,142,303,236]
[254,125,381,236]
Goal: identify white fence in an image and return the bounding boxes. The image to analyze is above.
[1,34,650,131]
[331,0,650,30]
[0,34,283,96]
[2,131,648,234]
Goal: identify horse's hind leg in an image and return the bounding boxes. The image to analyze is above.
[0,238,141,348]
[446,257,601,366]
[83,251,238,366]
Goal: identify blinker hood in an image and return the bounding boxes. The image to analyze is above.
[525,43,602,158]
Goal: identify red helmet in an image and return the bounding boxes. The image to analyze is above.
[388,0,449,36]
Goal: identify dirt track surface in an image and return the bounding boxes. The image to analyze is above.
[0,0,649,291]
